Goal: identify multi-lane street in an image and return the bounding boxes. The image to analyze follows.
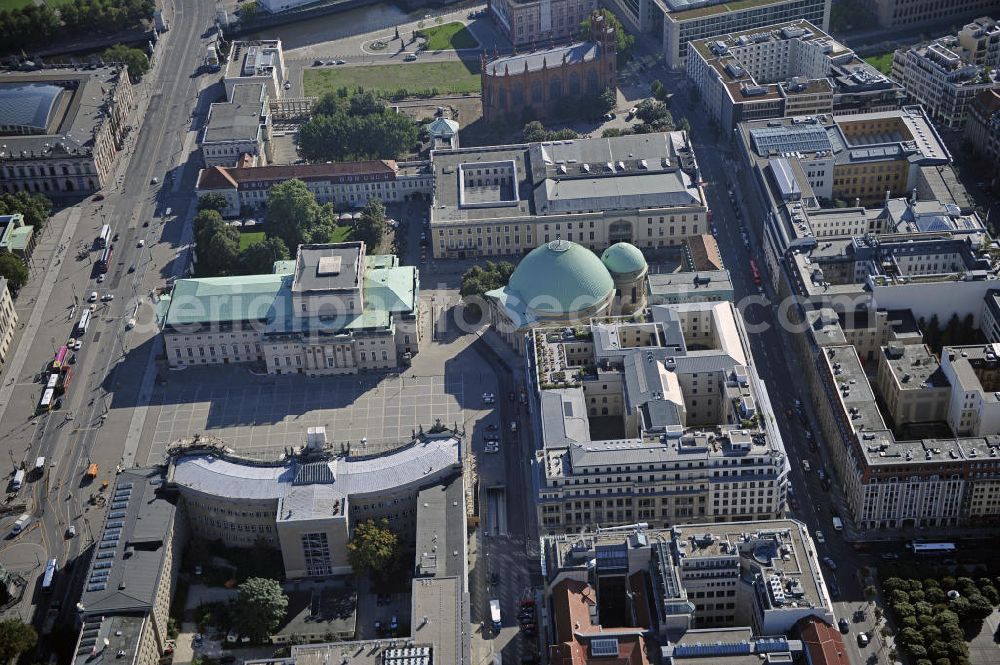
[0,0,215,652]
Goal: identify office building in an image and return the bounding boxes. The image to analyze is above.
[874,343,950,427]
[195,160,433,218]
[168,429,462,576]
[223,40,286,101]
[940,344,1000,437]
[963,87,1000,187]
[201,83,272,168]
[429,132,707,259]
[542,520,836,660]
[0,66,134,196]
[162,242,420,374]
[482,13,617,123]
[856,0,999,29]
[488,0,598,47]
[530,300,789,534]
[660,0,830,70]
[891,27,1000,128]
[0,213,34,261]
[72,469,183,665]
[0,277,15,366]
[687,21,904,130]
[647,270,734,305]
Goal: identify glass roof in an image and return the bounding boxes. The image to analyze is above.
[0,82,66,134]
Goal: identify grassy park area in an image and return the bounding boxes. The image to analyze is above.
[417,22,478,50]
[238,231,265,251]
[864,52,894,75]
[304,60,481,98]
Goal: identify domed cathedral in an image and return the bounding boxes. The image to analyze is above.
[484,239,648,351]
[480,10,617,124]
[602,242,648,314]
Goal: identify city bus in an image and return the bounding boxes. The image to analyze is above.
[38,388,55,413]
[96,224,112,249]
[97,245,113,273]
[76,308,92,336]
[56,366,73,394]
[52,345,69,369]
[909,541,956,556]
[45,373,58,392]
[750,260,762,285]
[40,558,57,592]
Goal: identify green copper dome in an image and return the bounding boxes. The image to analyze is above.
[601,242,647,276]
[507,239,614,316]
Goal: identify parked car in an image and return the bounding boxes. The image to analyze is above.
[822,556,837,570]
[97,274,106,283]
[857,632,869,647]
[838,618,850,633]
[403,53,418,61]
[815,530,825,544]
[66,525,76,538]
[88,291,98,302]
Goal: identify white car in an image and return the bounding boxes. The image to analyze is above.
[484,443,500,454]
[283,81,291,90]
[73,340,83,351]
[97,274,106,283]
[482,392,495,404]
[137,239,145,247]
[815,530,825,544]
[801,459,811,472]
[88,291,98,302]
[101,293,114,301]
[126,318,136,330]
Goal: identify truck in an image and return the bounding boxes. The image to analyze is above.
[10,514,30,535]
[832,516,844,531]
[11,469,24,491]
[33,457,45,475]
[85,463,98,480]
[205,44,220,72]
[490,599,502,631]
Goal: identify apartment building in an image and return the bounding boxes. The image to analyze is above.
[167,429,462,576]
[963,87,1000,187]
[223,40,287,101]
[429,132,708,259]
[195,160,433,217]
[874,342,951,427]
[542,520,835,654]
[856,0,999,29]
[72,469,184,665]
[0,66,134,196]
[488,0,598,47]
[161,242,419,374]
[530,301,789,534]
[686,21,904,130]
[661,0,830,70]
[939,344,1000,437]
[0,277,15,366]
[807,339,1000,532]
[201,83,272,168]
[891,28,1000,128]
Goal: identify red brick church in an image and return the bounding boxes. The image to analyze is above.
[481,11,617,123]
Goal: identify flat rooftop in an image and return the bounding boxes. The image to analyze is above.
[292,243,363,293]
[881,344,948,390]
[665,0,795,21]
[203,83,265,144]
[647,270,733,298]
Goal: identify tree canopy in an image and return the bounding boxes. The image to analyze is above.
[297,92,419,163]
[347,518,398,576]
[0,191,52,229]
[231,577,288,642]
[265,179,342,249]
[0,619,37,663]
[522,121,578,143]
[460,261,515,298]
[0,252,29,293]
[103,44,149,82]
[354,197,386,250]
[0,0,154,53]
[239,237,290,275]
[197,193,230,214]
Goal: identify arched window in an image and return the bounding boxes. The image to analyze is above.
[549,77,562,99]
[569,72,581,96]
[531,79,543,104]
[64,179,74,192]
[587,70,599,93]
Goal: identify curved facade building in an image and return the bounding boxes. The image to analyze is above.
[486,239,647,350]
[167,432,462,578]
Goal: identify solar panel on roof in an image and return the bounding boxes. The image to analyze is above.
[750,125,831,155]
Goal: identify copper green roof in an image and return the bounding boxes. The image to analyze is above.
[163,274,287,328]
[506,240,613,315]
[601,242,647,276]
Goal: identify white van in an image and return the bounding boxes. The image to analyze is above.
[11,469,24,491]
[832,516,844,531]
[11,514,30,535]
[34,457,45,473]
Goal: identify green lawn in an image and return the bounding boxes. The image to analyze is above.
[864,52,894,76]
[0,0,32,10]
[304,60,481,98]
[329,225,352,242]
[238,231,265,251]
[418,22,479,50]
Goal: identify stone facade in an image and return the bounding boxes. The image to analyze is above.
[489,0,598,47]
[481,11,616,123]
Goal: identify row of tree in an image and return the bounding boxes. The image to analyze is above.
[919,313,980,353]
[0,0,154,54]
[297,91,420,164]
[103,44,150,82]
[884,575,1000,665]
